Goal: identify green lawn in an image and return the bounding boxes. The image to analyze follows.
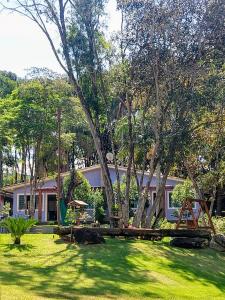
[0,234,224,300]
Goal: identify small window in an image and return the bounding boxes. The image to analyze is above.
[130,199,138,209]
[18,195,26,210]
[18,195,38,210]
[151,191,157,205]
[168,191,196,209]
[27,195,38,210]
[168,192,182,209]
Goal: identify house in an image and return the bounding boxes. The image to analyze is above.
[0,164,192,223]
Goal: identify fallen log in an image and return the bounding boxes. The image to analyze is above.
[74,228,105,244]
[214,234,225,248]
[210,239,225,252]
[54,227,211,240]
[170,237,209,249]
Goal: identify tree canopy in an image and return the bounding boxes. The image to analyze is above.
[0,0,224,226]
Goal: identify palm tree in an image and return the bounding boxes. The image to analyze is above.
[1,217,36,244]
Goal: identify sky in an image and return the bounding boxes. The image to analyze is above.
[0,0,121,78]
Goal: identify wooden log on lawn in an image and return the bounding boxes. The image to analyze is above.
[214,234,225,248]
[54,227,211,239]
[170,237,209,249]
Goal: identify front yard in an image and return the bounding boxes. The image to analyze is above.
[0,234,224,300]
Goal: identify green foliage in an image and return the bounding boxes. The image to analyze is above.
[171,180,196,207]
[65,208,76,226]
[91,189,105,224]
[63,171,91,204]
[90,189,104,205]
[0,71,17,98]
[63,171,104,207]
[0,202,11,217]
[73,173,93,204]
[211,217,225,234]
[157,219,174,229]
[114,176,139,209]
[95,205,105,224]
[0,217,36,244]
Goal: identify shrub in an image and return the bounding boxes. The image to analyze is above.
[63,172,104,208]
[65,208,76,240]
[65,207,76,226]
[157,219,175,229]
[171,179,196,207]
[90,189,105,224]
[211,217,225,233]
[0,217,36,245]
[0,202,11,217]
[95,205,105,224]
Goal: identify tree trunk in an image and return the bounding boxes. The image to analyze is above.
[112,140,123,226]
[123,97,133,227]
[28,146,35,217]
[70,81,114,221]
[20,146,26,182]
[146,163,171,228]
[132,143,159,227]
[14,149,18,184]
[14,237,21,245]
[216,189,224,216]
[11,0,115,224]
[0,149,3,189]
[184,160,203,199]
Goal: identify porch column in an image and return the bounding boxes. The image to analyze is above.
[38,190,42,223]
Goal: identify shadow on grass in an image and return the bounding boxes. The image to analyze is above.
[0,237,225,299]
[1,243,35,252]
[153,240,225,291]
[0,238,158,299]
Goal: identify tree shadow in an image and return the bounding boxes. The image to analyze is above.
[153,240,225,292]
[1,243,35,252]
[0,238,225,299]
[0,238,159,299]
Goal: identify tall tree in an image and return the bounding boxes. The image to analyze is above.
[1,0,116,221]
[117,0,219,227]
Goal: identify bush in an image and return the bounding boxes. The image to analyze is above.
[157,218,175,229]
[171,179,196,207]
[211,217,225,233]
[63,172,104,208]
[0,217,36,244]
[0,202,11,218]
[95,205,105,224]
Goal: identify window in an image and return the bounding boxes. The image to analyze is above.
[130,199,138,209]
[18,195,26,210]
[18,195,38,210]
[151,191,157,205]
[168,191,196,209]
[168,191,182,209]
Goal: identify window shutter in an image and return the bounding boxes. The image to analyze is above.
[18,195,25,210]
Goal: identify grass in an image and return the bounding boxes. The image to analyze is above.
[0,234,225,300]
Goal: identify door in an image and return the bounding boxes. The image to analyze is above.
[47,194,57,221]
